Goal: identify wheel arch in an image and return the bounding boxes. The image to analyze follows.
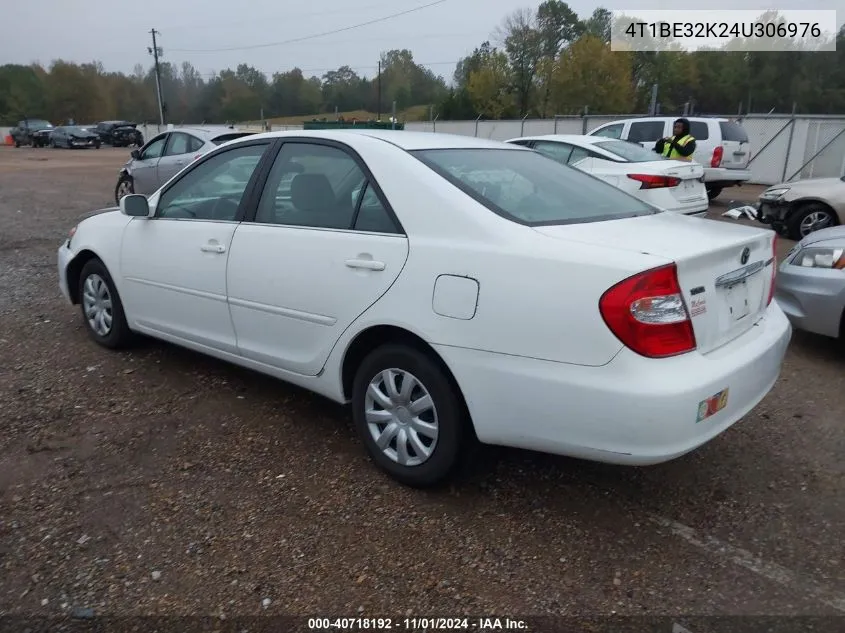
[65,249,105,304]
[339,324,476,436]
[790,198,840,224]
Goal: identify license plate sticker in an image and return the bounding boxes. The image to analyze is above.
[697,388,729,423]
[724,281,750,321]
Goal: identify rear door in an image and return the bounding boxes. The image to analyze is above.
[226,139,409,376]
[717,121,751,170]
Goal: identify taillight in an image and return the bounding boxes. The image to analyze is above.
[711,146,723,167]
[599,263,697,359]
[767,237,777,306]
[627,174,681,189]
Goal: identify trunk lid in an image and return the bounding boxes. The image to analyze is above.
[534,212,775,355]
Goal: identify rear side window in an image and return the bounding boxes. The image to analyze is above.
[591,123,623,139]
[628,121,665,143]
[412,148,657,226]
[594,140,665,163]
[719,121,749,143]
[689,121,709,140]
[212,132,255,146]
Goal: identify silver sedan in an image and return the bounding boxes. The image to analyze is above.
[114,126,255,204]
[775,225,845,339]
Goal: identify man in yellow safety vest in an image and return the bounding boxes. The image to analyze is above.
[654,118,696,162]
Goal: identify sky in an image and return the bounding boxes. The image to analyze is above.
[1,0,842,84]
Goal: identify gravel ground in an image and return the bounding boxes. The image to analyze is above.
[1,146,844,622]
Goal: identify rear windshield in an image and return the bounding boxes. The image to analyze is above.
[719,121,749,143]
[593,140,666,163]
[412,148,658,226]
[211,132,255,145]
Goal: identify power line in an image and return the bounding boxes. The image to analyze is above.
[167,0,451,53]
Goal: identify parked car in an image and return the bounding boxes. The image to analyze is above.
[114,126,256,204]
[755,175,845,240]
[9,118,54,147]
[774,226,845,340]
[587,117,752,200]
[57,130,790,487]
[95,121,144,147]
[50,126,101,149]
[506,134,708,216]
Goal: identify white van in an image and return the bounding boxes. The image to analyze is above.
[587,117,752,200]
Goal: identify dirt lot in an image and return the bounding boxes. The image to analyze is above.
[0,146,844,622]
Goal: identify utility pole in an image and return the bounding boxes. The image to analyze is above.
[148,29,165,126]
[376,60,381,122]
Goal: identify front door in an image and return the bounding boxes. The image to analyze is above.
[131,133,169,195]
[226,140,409,376]
[119,140,272,353]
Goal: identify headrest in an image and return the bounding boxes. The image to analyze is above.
[291,173,335,213]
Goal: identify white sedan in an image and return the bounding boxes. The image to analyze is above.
[57,130,791,487]
[506,134,709,216]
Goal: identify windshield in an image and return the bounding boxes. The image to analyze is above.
[594,140,665,163]
[27,120,52,130]
[66,126,93,134]
[412,148,658,226]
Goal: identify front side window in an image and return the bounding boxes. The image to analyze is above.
[155,143,268,221]
[412,148,657,226]
[140,135,168,160]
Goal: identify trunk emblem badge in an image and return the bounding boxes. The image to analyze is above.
[740,247,750,265]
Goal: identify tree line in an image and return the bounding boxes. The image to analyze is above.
[1,3,844,127]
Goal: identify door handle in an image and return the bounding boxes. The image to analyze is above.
[201,243,226,253]
[345,258,385,271]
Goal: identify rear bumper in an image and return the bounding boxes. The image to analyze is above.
[435,302,791,466]
[704,168,751,184]
[775,259,845,338]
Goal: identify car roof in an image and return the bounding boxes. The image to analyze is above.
[225,129,526,151]
[507,134,621,146]
[595,116,732,126]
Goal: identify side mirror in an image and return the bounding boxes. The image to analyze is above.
[120,194,151,218]
[130,149,140,159]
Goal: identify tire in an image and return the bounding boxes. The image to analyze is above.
[351,344,469,488]
[706,187,723,201]
[50,139,56,148]
[77,258,134,349]
[786,203,837,241]
[14,140,20,148]
[95,142,101,149]
[114,175,134,204]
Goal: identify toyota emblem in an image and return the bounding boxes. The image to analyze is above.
[740,247,750,265]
